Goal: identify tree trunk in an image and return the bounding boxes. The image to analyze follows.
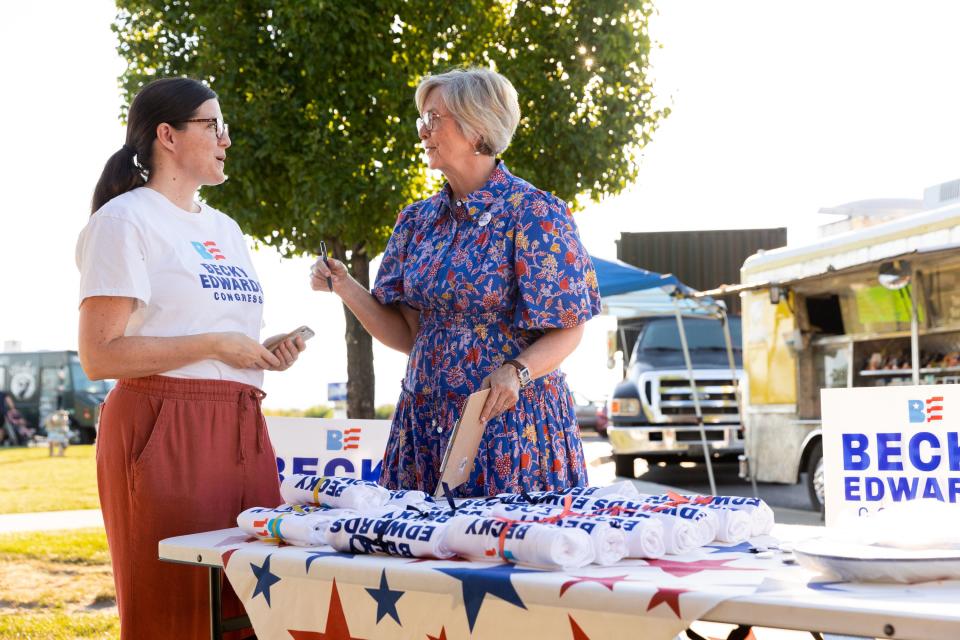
[342,246,375,419]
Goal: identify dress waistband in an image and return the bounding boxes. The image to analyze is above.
[116,375,265,403]
[419,308,512,328]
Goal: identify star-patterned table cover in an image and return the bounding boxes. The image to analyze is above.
[159,524,960,640]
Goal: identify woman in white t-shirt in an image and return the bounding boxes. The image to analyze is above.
[77,77,303,640]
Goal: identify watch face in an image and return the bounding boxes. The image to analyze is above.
[519,368,531,386]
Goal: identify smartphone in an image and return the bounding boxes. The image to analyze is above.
[263,325,315,351]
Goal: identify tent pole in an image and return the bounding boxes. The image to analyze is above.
[720,307,758,498]
[619,326,629,378]
[673,299,717,496]
[910,283,920,386]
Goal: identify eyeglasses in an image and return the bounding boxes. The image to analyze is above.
[416,111,443,133]
[179,117,229,140]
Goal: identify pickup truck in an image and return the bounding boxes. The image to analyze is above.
[606,316,744,477]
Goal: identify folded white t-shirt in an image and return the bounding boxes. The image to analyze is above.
[237,504,356,547]
[443,515,594,570]
[280,474,390,510]
[686,495,776,536]
[638,494,759,542]
[491,504,626,565]
[603,514,666,559]
[325,515,454,559]
[587,500,699,555]
[387,489,433,508]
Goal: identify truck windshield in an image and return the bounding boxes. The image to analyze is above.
[69,358,114,395]
[638,318,742,352]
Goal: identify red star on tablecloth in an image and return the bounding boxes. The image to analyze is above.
[559,574,631,597]
[214,534,257,547]
[568,614,591,640]
[221,549,239,569]
[426,627,447,640]
[644,558,758,578]
[646,587,690,618]
[289,579,365,640]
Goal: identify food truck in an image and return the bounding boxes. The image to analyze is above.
[732,201,960,510]
[0,350,111,444]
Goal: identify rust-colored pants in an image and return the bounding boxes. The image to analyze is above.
[97,375,282,640]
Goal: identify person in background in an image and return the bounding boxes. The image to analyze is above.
[44,409,71,457]
[77,77,305,640]
[311,67,601,497]
[0,391,15,446]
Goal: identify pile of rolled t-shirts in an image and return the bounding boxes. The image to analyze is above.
[238,476,775,569]
[490,503,634,564]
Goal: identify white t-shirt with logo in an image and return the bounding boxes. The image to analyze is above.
[76,187,265,388]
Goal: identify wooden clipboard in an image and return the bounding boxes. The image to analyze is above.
[434,388,489,498]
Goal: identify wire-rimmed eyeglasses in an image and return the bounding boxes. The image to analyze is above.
[416,111,443,134]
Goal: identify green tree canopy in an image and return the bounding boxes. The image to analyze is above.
[113,1,666,416]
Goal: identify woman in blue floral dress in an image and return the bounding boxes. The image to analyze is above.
[311,68,601,496]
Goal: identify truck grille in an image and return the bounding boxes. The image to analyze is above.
[653,374,741,423]
[675,429,725,442]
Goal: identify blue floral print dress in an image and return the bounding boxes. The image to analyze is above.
[372,162,602,497]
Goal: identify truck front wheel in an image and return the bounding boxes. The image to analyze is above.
[805,440,824,512]
[614,454,637,479]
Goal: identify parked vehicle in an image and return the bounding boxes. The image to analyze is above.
[735,198,960,511]
[0,350,112,444]
[606,316,744,478]
[594,404,609,437]
[572,392,608,436]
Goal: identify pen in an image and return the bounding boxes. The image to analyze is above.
[319,241,333,291]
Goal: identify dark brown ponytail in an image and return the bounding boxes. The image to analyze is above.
[91,78,217,214]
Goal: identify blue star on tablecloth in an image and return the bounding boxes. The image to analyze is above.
[305,551,347,573]
[365,569,404,625]
[707,541,754,554]
[250,555,282,607]
[436,563,543,632]
[808,580,849,592]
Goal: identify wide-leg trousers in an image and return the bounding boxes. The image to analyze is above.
[97,375,282,640]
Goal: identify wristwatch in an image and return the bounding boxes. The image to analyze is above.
[504,359,532,388]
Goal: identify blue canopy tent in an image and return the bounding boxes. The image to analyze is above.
[589,255,745,496]
[591,256,720,318]
[592,255,686,297]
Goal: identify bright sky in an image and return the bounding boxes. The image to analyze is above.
[4,1,960,409]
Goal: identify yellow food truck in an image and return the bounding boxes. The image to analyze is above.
[732,203,960,510]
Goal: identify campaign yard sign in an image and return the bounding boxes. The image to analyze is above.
[821,385,960,526]
[265,417,391,484]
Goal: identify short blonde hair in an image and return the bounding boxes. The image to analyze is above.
[415,67,521,156]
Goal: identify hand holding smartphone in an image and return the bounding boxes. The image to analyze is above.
[263,325,315,351]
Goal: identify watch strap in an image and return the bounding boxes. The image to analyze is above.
[503,359,531,387]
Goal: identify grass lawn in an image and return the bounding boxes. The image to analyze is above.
[0,445,99,514]
[0,528,118,639]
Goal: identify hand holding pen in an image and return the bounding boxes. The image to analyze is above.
[319,241,333,291]
[309,241,347,294]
